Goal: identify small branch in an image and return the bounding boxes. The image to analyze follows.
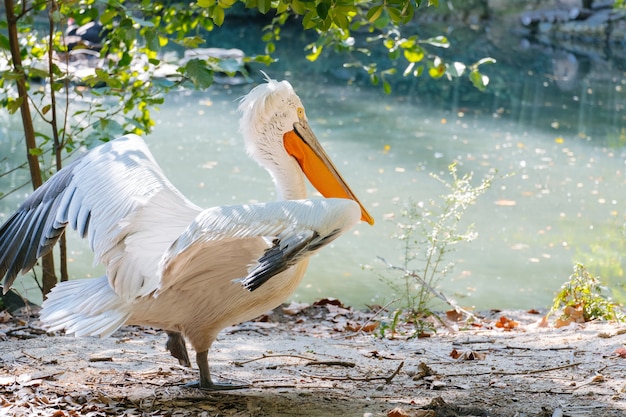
[378,256,477,321]
[233,353,317,367]
[305,361,355,368]
[446,361,582,377]
[303,361,404,385]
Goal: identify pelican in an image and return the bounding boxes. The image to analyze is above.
[0,77,374,389]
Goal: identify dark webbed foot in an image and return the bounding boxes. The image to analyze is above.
[193,350,249,390]
[165,331,191,368]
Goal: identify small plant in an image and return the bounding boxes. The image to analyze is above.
[380,163,495,337]
[549,263,625,326]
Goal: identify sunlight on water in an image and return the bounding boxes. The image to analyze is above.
[2,55,625,310]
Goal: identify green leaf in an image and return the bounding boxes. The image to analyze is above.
[0,33,9,50]
[182,58,214,89]
[28,147,43,156]
[474,57,497,67]
[197,0,216,7]
[257,0,271,14]
[218,0,237,8]
[7,97,23,114]
[291,0,307,15]
[179,36,204,48]
[100,9,117,25]
[302,11,317,30]
[133,16,155,27]
[316,2,329,20]
[383,79,391,94]
[42,104,51,115]
[469,70,489,91]
[119,51,132,67]
[366,5,383,23]
[245,54,276,65]
[447,61,466,77]
[422,35,449,48]
[144,28,160,51]
[212,6,225,26]
[305,45,323,62]
[403,47,424,63]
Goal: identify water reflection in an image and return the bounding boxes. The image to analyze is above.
[1,21,625,309]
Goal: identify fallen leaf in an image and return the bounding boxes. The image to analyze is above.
[313,298,345,308]
[345,321,379,333]
[0,311,13,323]
[450,348,485,361]
[445,310,463,322]
[325,304,352,318]
[387,407,411,417]
[495,316,519,330]
[282,301,310,316]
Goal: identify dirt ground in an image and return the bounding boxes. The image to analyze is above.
[1,301,625,417]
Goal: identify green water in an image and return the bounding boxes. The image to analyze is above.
[1,21,625,309]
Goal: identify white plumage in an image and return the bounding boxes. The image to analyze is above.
[0,77,373,389]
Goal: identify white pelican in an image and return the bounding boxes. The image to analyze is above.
[0,78,374,389]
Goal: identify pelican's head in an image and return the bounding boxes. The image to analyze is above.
[239,77,374,225]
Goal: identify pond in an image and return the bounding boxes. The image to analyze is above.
[1,19,625,310]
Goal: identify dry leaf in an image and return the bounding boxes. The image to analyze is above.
[387,407,411,417]
[313,298,345,308]
[325,304,352,318]
[494,316,518,330]
[282,301,310,316]
[0,311,13,323]
[450,348,485,361]
[445,310,463,322]
[345,321,379,333]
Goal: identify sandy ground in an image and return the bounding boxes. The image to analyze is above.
[1,302,625,417]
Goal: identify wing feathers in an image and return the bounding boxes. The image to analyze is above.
[158,198,360,294]
[0,134,199,299]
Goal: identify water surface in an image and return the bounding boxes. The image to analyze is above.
[1,21,625,309]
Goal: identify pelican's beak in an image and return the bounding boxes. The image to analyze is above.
[283,118,375,225]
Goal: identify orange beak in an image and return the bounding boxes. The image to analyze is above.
[283,119,374,225]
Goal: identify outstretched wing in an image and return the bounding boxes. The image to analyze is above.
[156,198,361,295]
[0,134,200,299]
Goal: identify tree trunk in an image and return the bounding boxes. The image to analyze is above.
[5,0,58,296]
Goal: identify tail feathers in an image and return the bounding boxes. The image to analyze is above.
[41,276,131,337]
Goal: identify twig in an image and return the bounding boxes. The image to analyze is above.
[446,361,582,377]
[233,353,316,367]
[305,361,355,368]
[377,256,477,321]
[303,361,404,384]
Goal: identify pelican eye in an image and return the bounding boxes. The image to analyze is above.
[297,107,305,119]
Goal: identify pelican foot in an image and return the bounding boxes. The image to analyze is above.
[165,331,191,368]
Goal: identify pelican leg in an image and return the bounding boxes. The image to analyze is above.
[165,331,191,368]
[190,350,249,390]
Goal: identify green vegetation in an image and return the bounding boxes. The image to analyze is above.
[574,223,626,306]
[379,163,495,337]
[549,263,625,325]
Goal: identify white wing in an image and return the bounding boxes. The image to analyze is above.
[156,198,361,295]
[0,134,200,299]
